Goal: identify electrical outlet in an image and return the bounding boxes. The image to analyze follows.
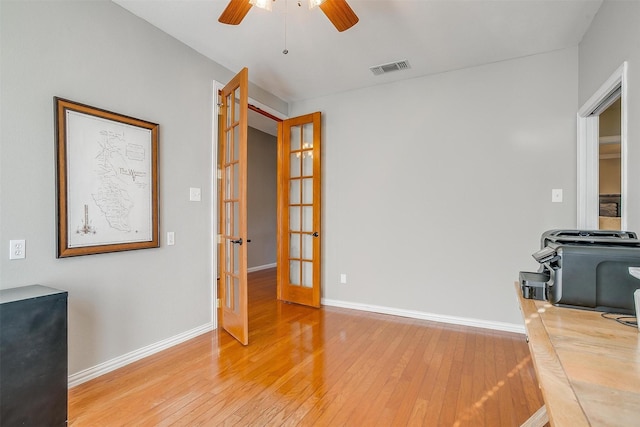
[189,187,201,202]
[340,273,347,284]
[9,239,26,260]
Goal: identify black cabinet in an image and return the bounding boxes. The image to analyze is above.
[0,285,68,427]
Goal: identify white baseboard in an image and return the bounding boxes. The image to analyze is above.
[68,301,522,388]
[68,322,213,388]
[321,299,525,334]
[247,262,277,273]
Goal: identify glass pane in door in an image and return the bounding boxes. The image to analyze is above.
[290,207,300,231]
[302,150,313,176]
[290,153,301,178]
[302,234,313,260]
[290,260,300,286]
[233,277,240,312]
[302,207,313,232]
[302,261,313,288]
[302,178,312,204]
[290,233,301,258]
[302,123,313,148]
[290,179,300,204]
[290,124,301,151]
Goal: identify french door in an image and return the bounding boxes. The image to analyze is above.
[218,68,322,345]
[219,68,249,345]
[277,112,322,307]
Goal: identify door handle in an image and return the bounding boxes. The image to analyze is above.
[231,238,243,245]
[312,232,319,238]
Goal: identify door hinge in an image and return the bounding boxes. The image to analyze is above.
[217,168,222,180]
[216,298,221,308]
[217,234,222,244]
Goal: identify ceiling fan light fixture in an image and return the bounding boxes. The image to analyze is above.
[249,0,273,11]
[308,0,327,9]
[219,0,358,31]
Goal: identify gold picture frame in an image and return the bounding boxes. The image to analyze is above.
[55,97,159,257]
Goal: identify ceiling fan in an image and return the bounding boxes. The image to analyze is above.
[218,0,359,32]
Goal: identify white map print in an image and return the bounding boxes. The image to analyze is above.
[66,110,153,248]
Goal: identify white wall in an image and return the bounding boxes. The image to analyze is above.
[0,0,286,377]
[291,48,578,326]
[579,0,640,231]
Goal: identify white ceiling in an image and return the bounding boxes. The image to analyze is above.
[114,0,602,106]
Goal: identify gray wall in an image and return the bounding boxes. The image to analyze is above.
[291,48,578,325]
[0,0,285,376]
[247,127,277,269]
[2,0,599,379]
[579,1,640,231]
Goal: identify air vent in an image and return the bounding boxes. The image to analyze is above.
[369,60,411,76]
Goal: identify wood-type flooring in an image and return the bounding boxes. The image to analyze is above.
[69,268,544,426]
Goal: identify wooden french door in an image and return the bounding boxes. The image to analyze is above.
[277,112,322,307]
[219,68,249,345]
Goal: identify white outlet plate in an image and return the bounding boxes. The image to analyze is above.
[552,189,563,203]
[167,232,175,246]
[340,274,347,284]
[9,239,25,260]
[189,187,201,202]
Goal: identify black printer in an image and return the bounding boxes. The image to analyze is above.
[520,230,640,314]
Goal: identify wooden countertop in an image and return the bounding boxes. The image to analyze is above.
[515,283,640,427]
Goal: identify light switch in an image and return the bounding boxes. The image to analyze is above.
[552,189,563,203]
[189,187,201,202]
[167,232,175,246]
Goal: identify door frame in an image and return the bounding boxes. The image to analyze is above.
[577,62,628,230]
[211,80,287,329]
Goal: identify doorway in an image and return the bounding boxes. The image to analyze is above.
[246,115,279,274]
[598,98,622,230]
[211,80,287,331]
[577,62,628,230]
[214,74,323,345]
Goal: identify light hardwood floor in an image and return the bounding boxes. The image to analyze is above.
[69,268,544,426]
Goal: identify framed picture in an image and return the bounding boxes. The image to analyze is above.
[55,97,159,257]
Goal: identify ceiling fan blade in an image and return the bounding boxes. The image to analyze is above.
[319,0,359,32]
[218,0,252,25]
